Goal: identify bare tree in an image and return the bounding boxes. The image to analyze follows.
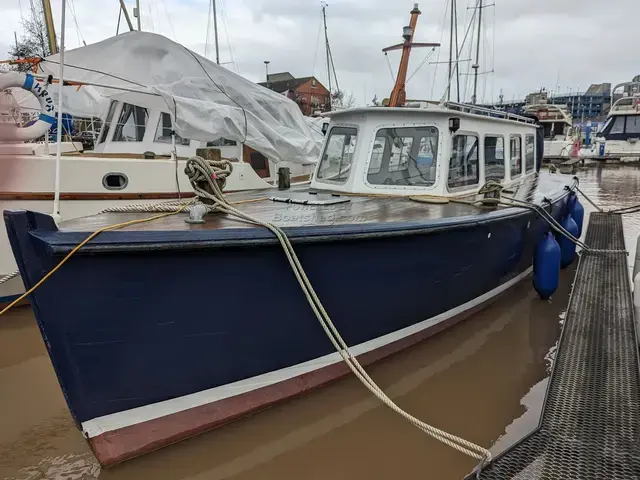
[9,3,52,72]
[332,90,356,109]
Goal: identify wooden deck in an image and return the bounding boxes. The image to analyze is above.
[60,173,572,234]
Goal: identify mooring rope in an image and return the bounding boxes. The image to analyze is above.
[574,184,640,215]
[0,270,20,285]
[184,156,492,464]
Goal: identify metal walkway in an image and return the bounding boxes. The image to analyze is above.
[469,213,640,480]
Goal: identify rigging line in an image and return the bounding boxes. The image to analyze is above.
[328,42,340,93]
[454,0,460,101]
[182,46,248,143]
[67,0,86,46]
[205,0,212,58]
[490,4,495,104]
[219,0,240,73]
[116,5,122,35]
[145,1,154,31]
[441,0,480,103]
[481,7,487,104]
[430,0,450,99]
[462,0,477,103]
[40,59,149,89]
[407,47,436,84]
[159,0,178,41]
[384,53,396,84]
[311,14,322,75]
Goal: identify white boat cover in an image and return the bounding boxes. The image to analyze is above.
[37,31,321,164]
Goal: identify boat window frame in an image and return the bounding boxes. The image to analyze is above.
[364,124,440,190]
[98,100,117,145]
[446,130,480,192]
[509,134,523,179]
[483,133,505,182]
[625,116,640,135]
[154,112,190,146]
[524,134,536,173]
[112,103,149,143]
[363,122,441,191]
[315,124,360,185]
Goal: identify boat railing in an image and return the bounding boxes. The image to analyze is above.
[444,101,537,125]
[610,95,640,114]
[612,81,640,103]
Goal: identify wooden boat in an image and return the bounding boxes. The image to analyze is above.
[5,99,577,466]
[3,3,580,467]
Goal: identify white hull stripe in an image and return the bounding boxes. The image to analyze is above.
[82,267,533,438]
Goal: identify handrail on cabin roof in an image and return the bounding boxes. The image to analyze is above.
[444,101,537,125]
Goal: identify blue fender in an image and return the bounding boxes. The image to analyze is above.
[557,214,579,268]
[533,232,561,300]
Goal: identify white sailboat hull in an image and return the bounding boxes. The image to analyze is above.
[0,154,312,303]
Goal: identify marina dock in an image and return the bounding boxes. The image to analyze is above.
[469,212,640,479]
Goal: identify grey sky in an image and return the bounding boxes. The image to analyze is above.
[1,0,638,106]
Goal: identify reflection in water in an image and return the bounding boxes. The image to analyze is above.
[1,166,639,480]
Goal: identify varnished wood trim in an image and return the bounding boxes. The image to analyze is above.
[0,192,195,201]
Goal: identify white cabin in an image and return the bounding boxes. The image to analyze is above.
[93,98,317,183]
[311,103,539,196]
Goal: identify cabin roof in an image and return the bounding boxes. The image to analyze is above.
[322,103,538,127]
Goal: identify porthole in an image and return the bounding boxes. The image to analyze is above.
[102,172,129,190]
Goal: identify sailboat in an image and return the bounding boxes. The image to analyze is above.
[5,1,582,467]
[0,5,321,305]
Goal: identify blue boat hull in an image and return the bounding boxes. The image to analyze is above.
[4,190,570,465]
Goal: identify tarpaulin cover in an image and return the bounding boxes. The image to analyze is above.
[38,32,321,163]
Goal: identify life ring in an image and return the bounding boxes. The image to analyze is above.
[0,71,56,141]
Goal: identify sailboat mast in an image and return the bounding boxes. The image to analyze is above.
[471,0,483,104]
[136,0,142,30]
[118,0,135,32]
[41,0,58,54]
[454,0,460,102]
[212,0,220,64]
[322,3,332,95]
[447,1,454,101]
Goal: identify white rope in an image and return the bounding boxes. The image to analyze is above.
[0,271,20,285]
[184,156,492,464]
[101,199,198,214]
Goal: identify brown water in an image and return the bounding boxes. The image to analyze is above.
[2,166,640,480]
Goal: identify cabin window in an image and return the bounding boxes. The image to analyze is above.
[112,103,148,142]
[510,135,522,177]
[316,126,357,183]
[610,116,626,135]
[207,138,237,147]
[98,101,117,144]
[525,135,535,172]
[367,127,439,187]
[627,116,640,135]
[448,134,479,189]
[484,135,504,181]
[154,113,190,145]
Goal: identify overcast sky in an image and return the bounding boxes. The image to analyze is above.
[1,0,638,106]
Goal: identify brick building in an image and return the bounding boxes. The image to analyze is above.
[259,72,331,116]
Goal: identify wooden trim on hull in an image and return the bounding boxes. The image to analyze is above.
[0,192,196,201]
[88,275,523,467]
